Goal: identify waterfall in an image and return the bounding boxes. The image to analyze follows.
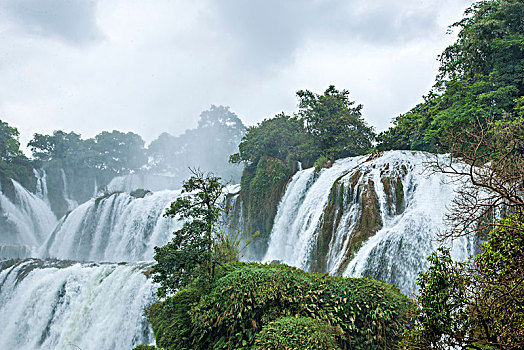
[41,190,182,262]
[107,173,183,193]
[0,179,57,259]
[34,169,50,204]
[264,151,478,294]
[60,169,78,212]
[264,156,365,267]
[0,259,155,350]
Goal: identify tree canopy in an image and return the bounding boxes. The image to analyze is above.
[148,105,245,182]
[297,85,374,159]
[378,0,524,152]
[0,120,35,190]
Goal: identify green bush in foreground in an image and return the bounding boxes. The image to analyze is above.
[252,316,342,350]
[148,262,411,349]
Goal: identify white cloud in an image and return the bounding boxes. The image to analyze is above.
[0,0,474,151]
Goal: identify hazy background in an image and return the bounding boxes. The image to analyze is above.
[0,0,474,149]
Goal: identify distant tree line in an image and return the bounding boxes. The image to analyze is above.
[0,105,245,217]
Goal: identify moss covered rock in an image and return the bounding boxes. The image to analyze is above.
[240,156,294,259]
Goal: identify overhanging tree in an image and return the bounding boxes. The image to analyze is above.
[151,170,226,297]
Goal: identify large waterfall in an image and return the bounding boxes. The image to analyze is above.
[0,259,155,350]
[0,177,181,349]
[0,150,481,347]
[41,190,181,262]
[264,151,478,294]
[0,179,57,259]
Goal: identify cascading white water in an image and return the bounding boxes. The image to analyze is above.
[0,259,155,350]
[41,189,182,262]
[0,179,57,258]
[34,169,50,205]
[264,156,365,267]
[107,173,183,193]
[264,151,478,294]
[342,152,477,293]
[60,169,78,212]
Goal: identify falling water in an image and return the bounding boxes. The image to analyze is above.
[0,259,155,350]
[41,190,182,262]
[264,151,478,294]
[0,179,57,258]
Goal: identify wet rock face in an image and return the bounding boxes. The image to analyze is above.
[311,156,411,275]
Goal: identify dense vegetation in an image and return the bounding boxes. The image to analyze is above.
[146,262,411,350]
[230,86,375,258]
[403,213,523,349]
[377,0,524,153]
[0,120,35,195]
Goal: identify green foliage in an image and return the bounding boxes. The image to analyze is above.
[133,345,158,350]
[188,263,410,349]
[92,130,147,174]
[252,317,342,350]
[240,156,294,259]
[230,113,308,166]
[0,120,22,162]
[152,170,226,297]
[149,263,410,349]
[402,213,524,349]
[313,155,330,173]
[378,0,524,152]
[401,248,470,349]
[0,120,35,191]
[148,288,202,350]
[297,85,375,159]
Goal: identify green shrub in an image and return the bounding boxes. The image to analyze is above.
[147,288,202,350]
[148,262,411,349]
[133,345,157,350]
[252,317,342,350]
[313,155,328,172]
[198,263,409,349]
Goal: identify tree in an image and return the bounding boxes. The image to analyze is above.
[28,130,87,164]
[148,105,245,183]
[378,0,524,152]
[402,214,524,349]
[403,103,524,349]
[0,120,23,163]
[296,85,375,159]
[152,170,226,297]
[230,113,309,166]
[93,130,147,174]
[0,120,34,189]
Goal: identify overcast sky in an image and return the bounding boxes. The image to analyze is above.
[0,0,474,149]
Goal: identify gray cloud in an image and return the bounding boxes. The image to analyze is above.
[2,0,102,44]
[0,0,474,151]
[211,0,446,70]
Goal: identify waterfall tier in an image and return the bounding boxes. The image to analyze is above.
[0,259,155,350]
[264,151,478,294]
[41,190,181,262]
